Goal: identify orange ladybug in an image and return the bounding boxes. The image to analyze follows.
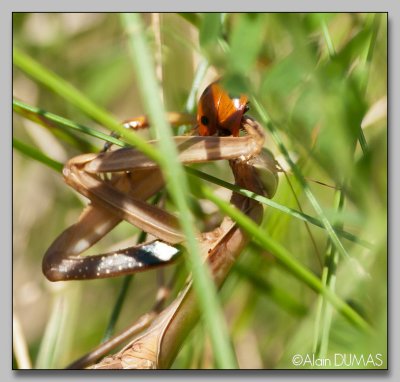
[197,82,249,137]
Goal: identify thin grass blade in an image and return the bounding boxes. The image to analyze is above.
[120,13,238,369]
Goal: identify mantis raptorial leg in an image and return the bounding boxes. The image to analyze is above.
[43,115,268,282]
[60,115,278,369]
[43,113,192,281]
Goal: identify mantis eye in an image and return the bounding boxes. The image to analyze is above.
[200,115,209,125]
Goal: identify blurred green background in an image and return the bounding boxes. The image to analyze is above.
[13,13,387,369]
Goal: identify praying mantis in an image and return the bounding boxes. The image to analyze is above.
[43,82,279,368]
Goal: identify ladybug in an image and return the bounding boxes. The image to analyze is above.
[197,82,249,137]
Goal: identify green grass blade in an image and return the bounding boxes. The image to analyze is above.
[199,183,371,332]
[101,226,150,342]
[320,15,336,58]
[14,99,98,153]
[120,13,238,369]
[314,188,345,357]
[13,47,161,164]
[356,14,382,155]
[186,167,371,249]
[13,138,63,173]
[13,99,127,150]
[184,59,209,113]
[101,275,134,343]
[35,284,81,369]
[251,98,351,261]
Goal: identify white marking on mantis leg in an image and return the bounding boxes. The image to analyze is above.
[142,241,179,261]
[74,239,91,253]
[93,221,115,235]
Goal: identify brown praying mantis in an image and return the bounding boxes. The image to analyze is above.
[43,82,279,368]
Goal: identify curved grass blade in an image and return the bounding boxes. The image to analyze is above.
[186,167,372,249]
[251,98,351,261]
[199,183,371,333]
[13,47,162,165]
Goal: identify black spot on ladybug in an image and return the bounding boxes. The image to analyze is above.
[201,116,209,125]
